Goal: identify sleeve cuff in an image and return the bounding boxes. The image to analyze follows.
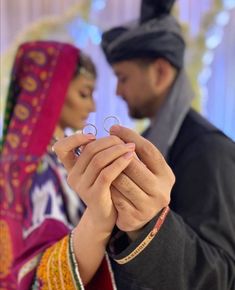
[108,206,170,264]
[35,234,84,289]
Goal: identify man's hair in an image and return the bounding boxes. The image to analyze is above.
[133,58,157,68]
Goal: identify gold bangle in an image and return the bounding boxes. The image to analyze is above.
[114,206,170,265]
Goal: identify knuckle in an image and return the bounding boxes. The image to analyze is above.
[92,155,102,169]
[109,135,122,144]
[99,170,110,184]
[52,142,62,156]
[113,173,127,187]
[139,140,156,158]
[114,199,127,211]
[160,193,171,207]
[83,141,95,155]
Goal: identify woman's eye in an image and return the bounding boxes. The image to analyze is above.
[79,92,89,98]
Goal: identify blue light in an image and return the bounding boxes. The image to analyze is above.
[216,11,230,25]
[92,0,107,11]
[206,27,223,49]
[67,19,91,48]
[202,51,214,65]
[223,0,235,9]
[89,25,102,44]
[198,67,212,85]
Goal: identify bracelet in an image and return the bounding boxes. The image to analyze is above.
[114,206,170,265]
[69,230,85,289]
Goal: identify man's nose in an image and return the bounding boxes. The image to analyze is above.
[116,83,122,96]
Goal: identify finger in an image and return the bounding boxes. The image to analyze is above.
[94,151,135,190]
[110,125,167,175]
[123,158,157,195]
[112,173,148,211]
[83,143,135,187]
[75,135,124,176]
[53,133,96,171]
[111,186,146,231]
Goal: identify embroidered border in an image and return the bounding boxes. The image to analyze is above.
[36,235,82,290]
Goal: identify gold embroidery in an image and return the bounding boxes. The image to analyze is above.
[32,98,39,106]
[40,71,48,80]
[0,220,13,278]
[36,236,80,290]
[11,179,19,187]
[47,47,56,55]
[15,204,23,213]
[28,51,46,65]
[15,104,30,121]
[6,133,20,149]
[20,76,38,92]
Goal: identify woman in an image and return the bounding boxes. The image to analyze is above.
[0,41,131,290]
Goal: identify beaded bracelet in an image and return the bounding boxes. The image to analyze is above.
[114,206,170,265]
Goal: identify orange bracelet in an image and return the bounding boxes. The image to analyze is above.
[114,206,170,265]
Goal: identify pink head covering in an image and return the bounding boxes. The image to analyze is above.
[0,41,80,288]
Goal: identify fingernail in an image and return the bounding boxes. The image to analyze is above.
[85,134,96,139]
[110,125,120,134]
[123,151,134,159]
[75,130,82,135]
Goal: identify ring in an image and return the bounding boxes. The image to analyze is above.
[103,116,120,133]
[82,123,97,136]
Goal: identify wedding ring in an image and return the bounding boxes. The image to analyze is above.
[103,115,120,133]
[82,123,97,136]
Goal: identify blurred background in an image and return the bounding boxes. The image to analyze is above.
[1,0,235,139]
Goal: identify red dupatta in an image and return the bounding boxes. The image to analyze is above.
[0,41,79,289]
[0,41,115,290]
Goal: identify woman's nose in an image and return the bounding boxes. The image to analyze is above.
[89,98,96,112]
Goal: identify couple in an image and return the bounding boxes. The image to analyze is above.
[1,1,235,289]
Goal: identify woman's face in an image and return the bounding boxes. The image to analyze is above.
[59,74,96,131]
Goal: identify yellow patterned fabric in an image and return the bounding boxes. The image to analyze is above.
[35,235,83,290]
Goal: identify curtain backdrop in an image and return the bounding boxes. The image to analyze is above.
[1,0,234,139]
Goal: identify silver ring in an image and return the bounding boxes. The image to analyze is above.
[82,123,97,136]
[103,115,120,133]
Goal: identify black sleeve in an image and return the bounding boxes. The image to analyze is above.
[108,134,235,290]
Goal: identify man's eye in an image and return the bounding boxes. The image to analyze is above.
[119,77,127,83]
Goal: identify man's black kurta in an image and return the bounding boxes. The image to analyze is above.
[109,109,235,290]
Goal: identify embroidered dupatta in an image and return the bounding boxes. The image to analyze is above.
[0,41,115,290]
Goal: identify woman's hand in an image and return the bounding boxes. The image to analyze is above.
[53,133,135,234]
[53,132,135,284]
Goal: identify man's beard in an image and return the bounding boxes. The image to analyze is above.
[129,107,147,119]
[128,98,158,119]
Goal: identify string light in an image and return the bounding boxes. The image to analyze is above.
[198,1,235,116]
[67,0,107,47]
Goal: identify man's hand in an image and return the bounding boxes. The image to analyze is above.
[110,125,175,236]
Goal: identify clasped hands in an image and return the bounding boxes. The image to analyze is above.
[53,125,175,240]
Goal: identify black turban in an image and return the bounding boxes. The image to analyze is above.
[101,0,185,69]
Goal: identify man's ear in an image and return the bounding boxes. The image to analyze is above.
[152,58,177,95]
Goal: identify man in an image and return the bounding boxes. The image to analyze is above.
[101,0,235,289]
